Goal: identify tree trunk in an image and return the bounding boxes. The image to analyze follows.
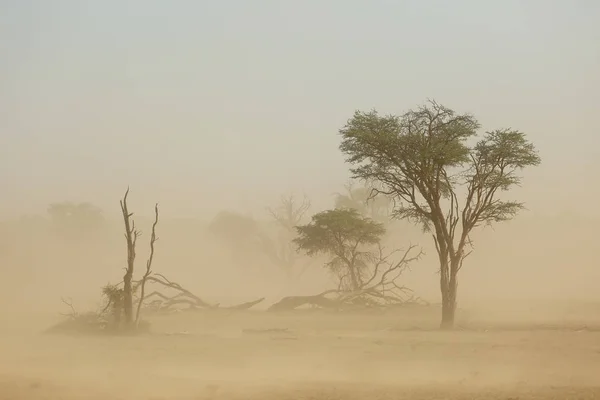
[348,265,360,291]
[440,288,456,329]
[111,294,122,330]
[120,188,137,329]
[123,271,133,326]
[440,257,459,330]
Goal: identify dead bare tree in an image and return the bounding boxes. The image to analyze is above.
[267,193,311,232]
[119,188,140,327]
[134,203,159,327]
[261,193,311,277]
[115,194,265,316]
[52,189,261,335]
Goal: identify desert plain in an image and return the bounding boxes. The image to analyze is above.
[1,302,599,400]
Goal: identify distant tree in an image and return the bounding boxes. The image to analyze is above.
[294,209,386,291]
[47,201,104,239]
[334,181,392,222]
[339,100,541,329]
[260,193,311,278]
[208,211,259,260]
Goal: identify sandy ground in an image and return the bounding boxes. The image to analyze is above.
[1,306,600,399]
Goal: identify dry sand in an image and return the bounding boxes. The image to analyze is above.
[1,306,600,399]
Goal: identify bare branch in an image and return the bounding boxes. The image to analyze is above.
[119,187,138,326]
[60,297,77,317]
[263,193,312,276]
[140,275,216,309]
[135,203,159,326]
[267,192,311,231]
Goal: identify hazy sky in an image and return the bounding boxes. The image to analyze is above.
[1,0,598,219]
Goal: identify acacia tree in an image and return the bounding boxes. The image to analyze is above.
[285,208,423,312]
[339,100,541,329]
[294,208,385,291]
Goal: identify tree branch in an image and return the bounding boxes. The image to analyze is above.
[135,203,159,326]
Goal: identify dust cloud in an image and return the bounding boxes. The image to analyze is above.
[2,1,600,398]
[0,202,599,399]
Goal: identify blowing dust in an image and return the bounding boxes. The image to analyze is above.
[0,210,599,400]
[2,1,599,398]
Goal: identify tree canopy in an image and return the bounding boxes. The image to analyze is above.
[294,208,385,290]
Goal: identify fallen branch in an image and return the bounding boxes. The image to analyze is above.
[267,290,339,312]
[223,297,265,310]
[142,274,216,309]
[60,297,77,317]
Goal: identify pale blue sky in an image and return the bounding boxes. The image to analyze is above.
[1,0,599,218]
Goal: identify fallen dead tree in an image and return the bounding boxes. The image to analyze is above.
[53,270,267,335]
[268,245,427,312]
[137,273,265,313]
